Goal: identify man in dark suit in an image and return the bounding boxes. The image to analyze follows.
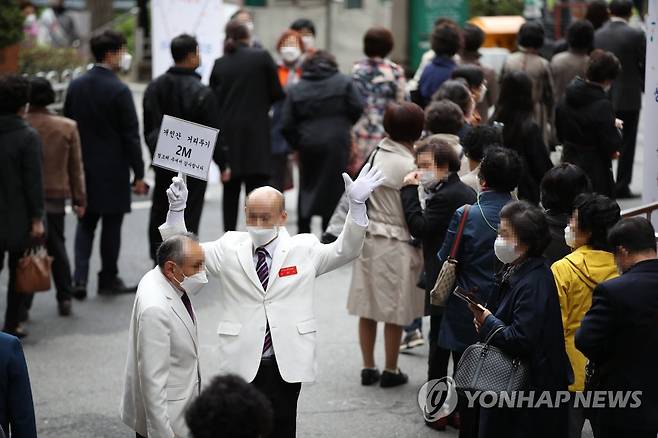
[0,75,45,339]
[594,0,646,199]
[209,20,284,231]
[64,30,147,298]
[0,332,37,437]
[143,34,222,262]
[576,217,658,438]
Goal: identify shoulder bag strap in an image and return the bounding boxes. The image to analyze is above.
[484,325,505,346]
[448,205,470,260]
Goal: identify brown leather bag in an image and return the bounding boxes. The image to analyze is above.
[16,246,53,294]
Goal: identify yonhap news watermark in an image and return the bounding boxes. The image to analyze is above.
[418,377,643,422]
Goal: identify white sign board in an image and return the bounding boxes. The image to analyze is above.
[152,115,219,181]
[151,0,239,84]
[643,2,658,229]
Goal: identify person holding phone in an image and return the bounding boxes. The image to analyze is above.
[469,201,570,438]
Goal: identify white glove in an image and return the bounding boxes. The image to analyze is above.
[342,163,385,204]
[166,176,188,212]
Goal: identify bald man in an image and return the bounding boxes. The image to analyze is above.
[121,233,207,438]
[159,165,384,438]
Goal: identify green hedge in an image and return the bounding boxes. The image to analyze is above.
[20,47,84,75]
[0,0,24,48]
[471,0,525,16]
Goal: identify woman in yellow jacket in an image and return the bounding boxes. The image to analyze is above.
[551,193,621,438]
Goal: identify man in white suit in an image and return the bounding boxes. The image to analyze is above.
[159,164,384,438]
[120,232,207,438]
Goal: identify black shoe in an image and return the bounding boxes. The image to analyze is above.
[58,300,72,316]
[72,282,87,301]
[98,276,137,295]
[361,368,381,386]
[380,369,408,388]
[614,187,640,199]
[3,324,28,339]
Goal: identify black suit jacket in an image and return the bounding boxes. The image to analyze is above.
[143,67,224,168]
[594,20,646,111]
[576,259,658,431]
[209,44,284,177]
[64,66,145,214]
[0,116,44,251]
[0,332,36,438]
[400,173,477,315]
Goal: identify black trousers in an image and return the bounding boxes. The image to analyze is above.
[427,312,451,382]
[269,153,289,192]
[148,168,207,261]
[297,213,332,235]
[452,349,479,438]
[222,174,269,231]
[614,110,640,193]
[25,212,73,311]
[252,359,301,438]
[73,211,124,285]
[1,250,23,331]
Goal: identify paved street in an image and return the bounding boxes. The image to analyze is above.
[1,85,646,437]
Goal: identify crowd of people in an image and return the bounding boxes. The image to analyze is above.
[0,1,657,437]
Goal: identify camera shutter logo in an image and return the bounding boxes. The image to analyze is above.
[417,377,458,422]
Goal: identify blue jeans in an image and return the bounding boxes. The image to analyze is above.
[404,317,422,334]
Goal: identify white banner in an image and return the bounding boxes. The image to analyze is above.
[151,0,239,84]
[643,0,658,228]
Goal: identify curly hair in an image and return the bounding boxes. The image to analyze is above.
[573,193,621,251]
[478,146,523,193]
[185,374,274,438]
[500,201,551,257]
[0,74,30,115]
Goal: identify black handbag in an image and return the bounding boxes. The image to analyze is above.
[454,326,529,394]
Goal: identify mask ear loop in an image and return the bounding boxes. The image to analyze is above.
[477,192,498,233]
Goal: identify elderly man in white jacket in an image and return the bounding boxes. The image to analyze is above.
[121,232,207,438]
[157,164,383,438]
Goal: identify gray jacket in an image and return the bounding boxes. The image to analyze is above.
[594,20,646,111]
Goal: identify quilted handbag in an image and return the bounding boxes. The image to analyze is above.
[454,326,529,394]
[429,205,470,306]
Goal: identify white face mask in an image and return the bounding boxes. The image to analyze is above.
[247,226,279,248]
[564,225,577,248]
[176,269,208,295]
[246,21,255,33]
[494,237,521,264]
[420,170,438,188]
[280,46,301,64]
[301,35,315,50]
[120,52,133,72]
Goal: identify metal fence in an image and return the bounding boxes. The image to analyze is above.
[25,63,94,113]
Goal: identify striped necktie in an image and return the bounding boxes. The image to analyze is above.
[256,247,272,354]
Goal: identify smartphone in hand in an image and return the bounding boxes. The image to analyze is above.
[453,286,486,312]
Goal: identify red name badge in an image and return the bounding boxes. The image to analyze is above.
[279,266,298,277]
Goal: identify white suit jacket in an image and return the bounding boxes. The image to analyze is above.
[160,212,366,383]
[120,268,200,438]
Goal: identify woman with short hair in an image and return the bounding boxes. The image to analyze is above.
[470,200,570,438]
[347,102,425,388]
[351,26,407,171]
[551,193,620,438]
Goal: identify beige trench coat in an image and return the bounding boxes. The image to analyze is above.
[347,138,424,326]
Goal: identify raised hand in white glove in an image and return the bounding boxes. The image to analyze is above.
[342,162,385,204]
[166,176,188,212]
